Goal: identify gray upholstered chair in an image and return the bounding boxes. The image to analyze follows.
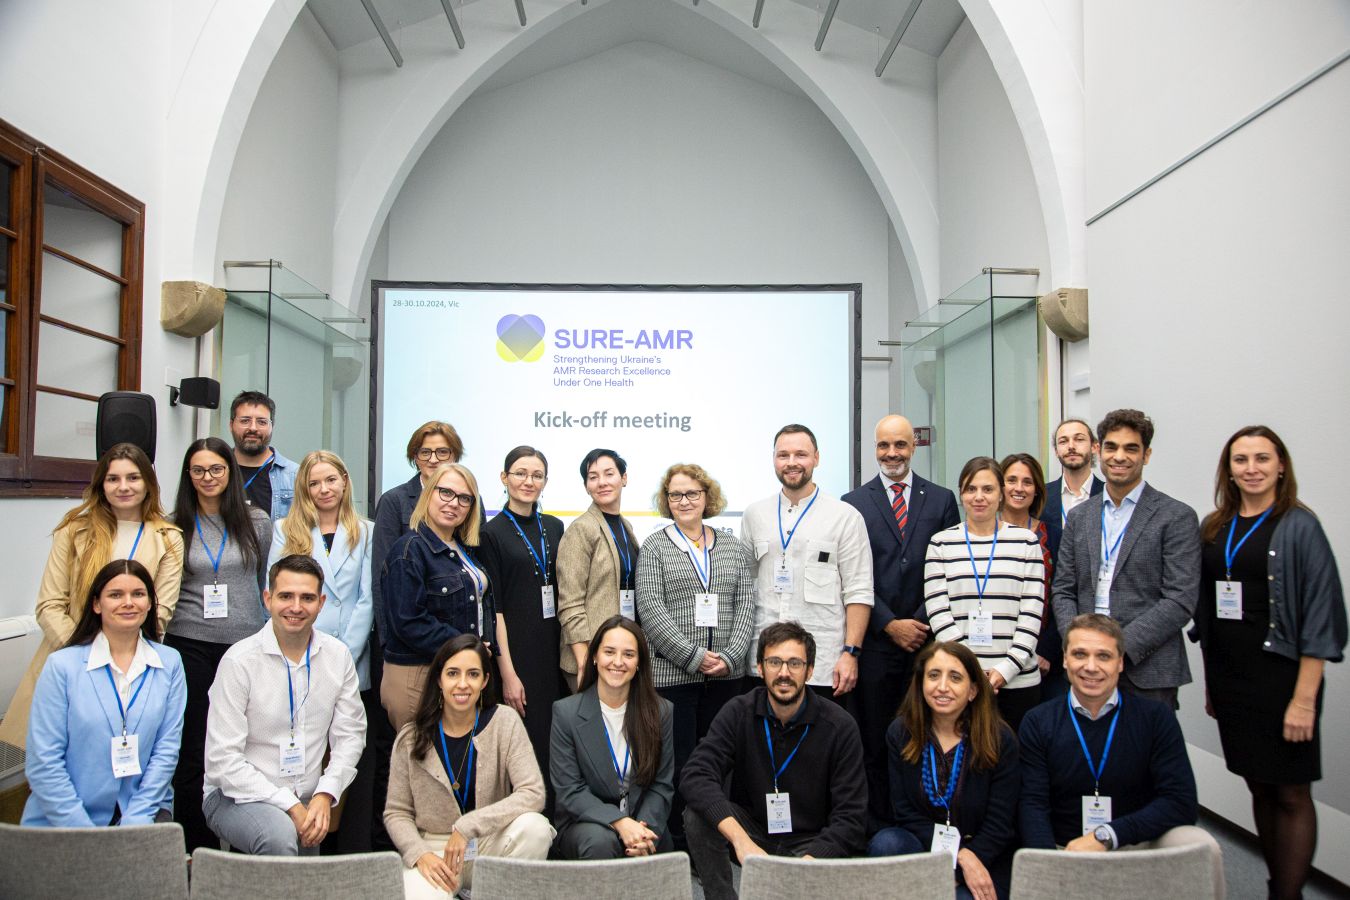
[0,821,189,900]
[188,847,403,899]
[472,851,693,900]
[1010,844,1215,900]
[738,852,954,899]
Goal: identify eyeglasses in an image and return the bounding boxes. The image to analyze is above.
[762,657,808,673]
[417,447,455,461]
[667,489,705,504]
[233,416,271,428]
[434,487,475,507]
[508,470,548,483]
[189,465,228,480]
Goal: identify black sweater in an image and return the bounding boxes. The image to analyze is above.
[679,688,867,857]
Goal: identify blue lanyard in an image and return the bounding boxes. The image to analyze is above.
[607,518,633,586]
[283,640,312,740]
[1100,502,1128,566]
[922,740,965,825]
[103,664,150,739]
[437,710,479,810]
[1067,692,1122,795]
[777,488,820,553]
[194,515,229,580]
[456,544,487,597]
[604,719,631,788]
[503,507,550,585]
[762,718,811,794]
[126,522,145,561]
[1224,507,1273,579]
[243,450,276,489]
[674,525,711,590]
[962,521,1000,601]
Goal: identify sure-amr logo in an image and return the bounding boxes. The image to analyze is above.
[496,314,545,362]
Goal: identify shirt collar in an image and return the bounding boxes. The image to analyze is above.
[1103,480,1145,512]
[86,631,163,673]
[1061,475,1092,501]
[757,685,816,728]
[260,622,319,660]
[879,469,914,494]
[1068,686,1120,721]
[779,485,819,511]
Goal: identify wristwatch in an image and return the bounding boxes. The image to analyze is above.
[842,645,862,657]
[1092,825,1115,849]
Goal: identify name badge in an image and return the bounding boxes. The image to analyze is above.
[773,558,794,593]
[1081,795,1112,834]
[694,593,719,627]
[932,823,960,867]
[279,739,306,777]
[619,590,636,619]
[968,610,995,647]
[541,585,556,619]
[111,734,141,778]
[1094,565,1113,614]
[1216,582,1242,620]
[463,837,479,861]
[618,792,629,816]
[203,583,229,619]
[766,792,793,834]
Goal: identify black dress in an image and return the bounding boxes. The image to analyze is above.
[479,506,567,800]
[1200,511,1321,782]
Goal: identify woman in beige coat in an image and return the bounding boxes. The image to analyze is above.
[385,634,552,899]
[0,443,182,750]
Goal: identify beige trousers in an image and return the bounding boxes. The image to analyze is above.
[380,662,430,732]
[401,811,555,899]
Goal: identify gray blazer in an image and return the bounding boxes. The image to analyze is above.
[549,686,675,836]
[1051,482,1200,689]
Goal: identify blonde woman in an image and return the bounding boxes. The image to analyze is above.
[0,443,182,750]
[381,463,494,731]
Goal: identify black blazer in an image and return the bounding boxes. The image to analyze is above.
[1042,474,1103,560]
[550,686,675,836]
[842,474,960,651]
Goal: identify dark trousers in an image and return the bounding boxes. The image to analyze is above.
[856,648,916,829]
[993,684,1042,735]
[367,630,396,851]
[657,677,745,848]
[1121,671,1179,710]
[163,633,230,853]
[556,822,675,859]
[320,686,377,854]
[683,803,820,900]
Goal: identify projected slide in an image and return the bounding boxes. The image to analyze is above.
[374,284,858,526]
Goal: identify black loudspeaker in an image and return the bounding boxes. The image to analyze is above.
[173,377,220,409]
[96,391,157,463]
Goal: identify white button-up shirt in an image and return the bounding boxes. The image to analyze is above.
[86,631,163,704]
[204,624,366,812]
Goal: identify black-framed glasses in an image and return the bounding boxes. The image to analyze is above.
[762,657,808,673]
[435,487,475,507]
[667,489,705,504]
[417,447,455,461]
[189,465,228,480]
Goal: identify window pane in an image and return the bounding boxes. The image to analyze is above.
[33,391,98,459]
[43,182,123,275]
[36,322,119,397]
[39,250,121,334]
[0,234,9,306]
[0,161,11,230]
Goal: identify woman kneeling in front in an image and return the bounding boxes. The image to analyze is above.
[385,634,552,899]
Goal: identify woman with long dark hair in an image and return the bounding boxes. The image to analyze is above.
[1193,425,1346,900]
[22,560,188,827]
[0,443,182,751]
[550,616,675,859]
[385,634,551,899]
[868,641,1020,900]
[998,453,1064,702]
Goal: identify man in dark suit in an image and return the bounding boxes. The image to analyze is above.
[1051,409,1200,709]
[841,414,959,828]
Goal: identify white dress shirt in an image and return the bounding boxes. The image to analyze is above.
[86,631,164,704]
[1060,475,1096,520]
[204,624,366,812]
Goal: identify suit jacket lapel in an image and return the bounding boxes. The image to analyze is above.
[311,525,340,595]
[866,477,905,549]
[1113,485,1158,574]
[577,689,622,795]
[85,653,121,736]
[1085,495,1104,598]
[903,477,932,553]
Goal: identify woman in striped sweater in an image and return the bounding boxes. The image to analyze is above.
[924,456,1045,732]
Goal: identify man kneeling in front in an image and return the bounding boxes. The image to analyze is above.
[1019,613,1223,897]
[203,555,367,855]
[680,621,866,900]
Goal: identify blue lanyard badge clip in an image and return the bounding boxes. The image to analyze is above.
[195,515,229,583]
[104,665,150,744]
[438,710,479,809]
[284,641,313,745]
[776,489,820,555]
[1224,508,1273,581]
[962,522,1000,603]
[675,525,712,590]
[1067,692,1121,797]
[504,508,550,584]
[762,718,810,795]
[922,740,966,826]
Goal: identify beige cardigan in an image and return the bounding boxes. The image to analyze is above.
[0,518,183,749]
[384,705,545,868]
[555,503,638,675]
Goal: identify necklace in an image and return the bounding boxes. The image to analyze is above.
[678,525,704,547]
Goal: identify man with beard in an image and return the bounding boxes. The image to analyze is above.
[741,424,873,704]
[841,414,959,829]
[680,622,867,900]
[228,390,297,520]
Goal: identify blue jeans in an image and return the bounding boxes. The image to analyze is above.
[868,827,980,900]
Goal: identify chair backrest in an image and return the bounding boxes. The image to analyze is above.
[472,852,693,900]
[188,847,403,900]
[0,821,189,900]
[1010,845,1215,900]
[739,852,954,900]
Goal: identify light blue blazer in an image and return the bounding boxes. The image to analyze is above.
[269,520,375,690]
[21,641,187,827]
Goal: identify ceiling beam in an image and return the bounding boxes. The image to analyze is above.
[814,0,840,51]
[359,0,403,67]
[876,0,922,77]
[437,0,466,49]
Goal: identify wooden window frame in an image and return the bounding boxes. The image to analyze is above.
[0,119,144,497]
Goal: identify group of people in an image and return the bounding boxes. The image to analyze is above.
[5,390,1344,900]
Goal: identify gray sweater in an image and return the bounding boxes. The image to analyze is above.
[167,508,272,645]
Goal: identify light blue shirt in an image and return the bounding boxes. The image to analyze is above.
[1101,481,1146,568]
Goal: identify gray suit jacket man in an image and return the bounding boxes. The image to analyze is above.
[1051,483,1201,690]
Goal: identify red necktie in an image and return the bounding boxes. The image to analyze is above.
[890,482,908,536]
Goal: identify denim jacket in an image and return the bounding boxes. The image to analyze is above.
[380,523,495,665]
[268,449,298,521]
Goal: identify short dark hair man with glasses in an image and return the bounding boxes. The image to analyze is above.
[679,622,867,900]
[227,390,296,520]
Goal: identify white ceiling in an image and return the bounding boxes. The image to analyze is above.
[307,0,966,59]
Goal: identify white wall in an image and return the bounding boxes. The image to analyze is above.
[1085,1,1350,880]
[385,39,893,459]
